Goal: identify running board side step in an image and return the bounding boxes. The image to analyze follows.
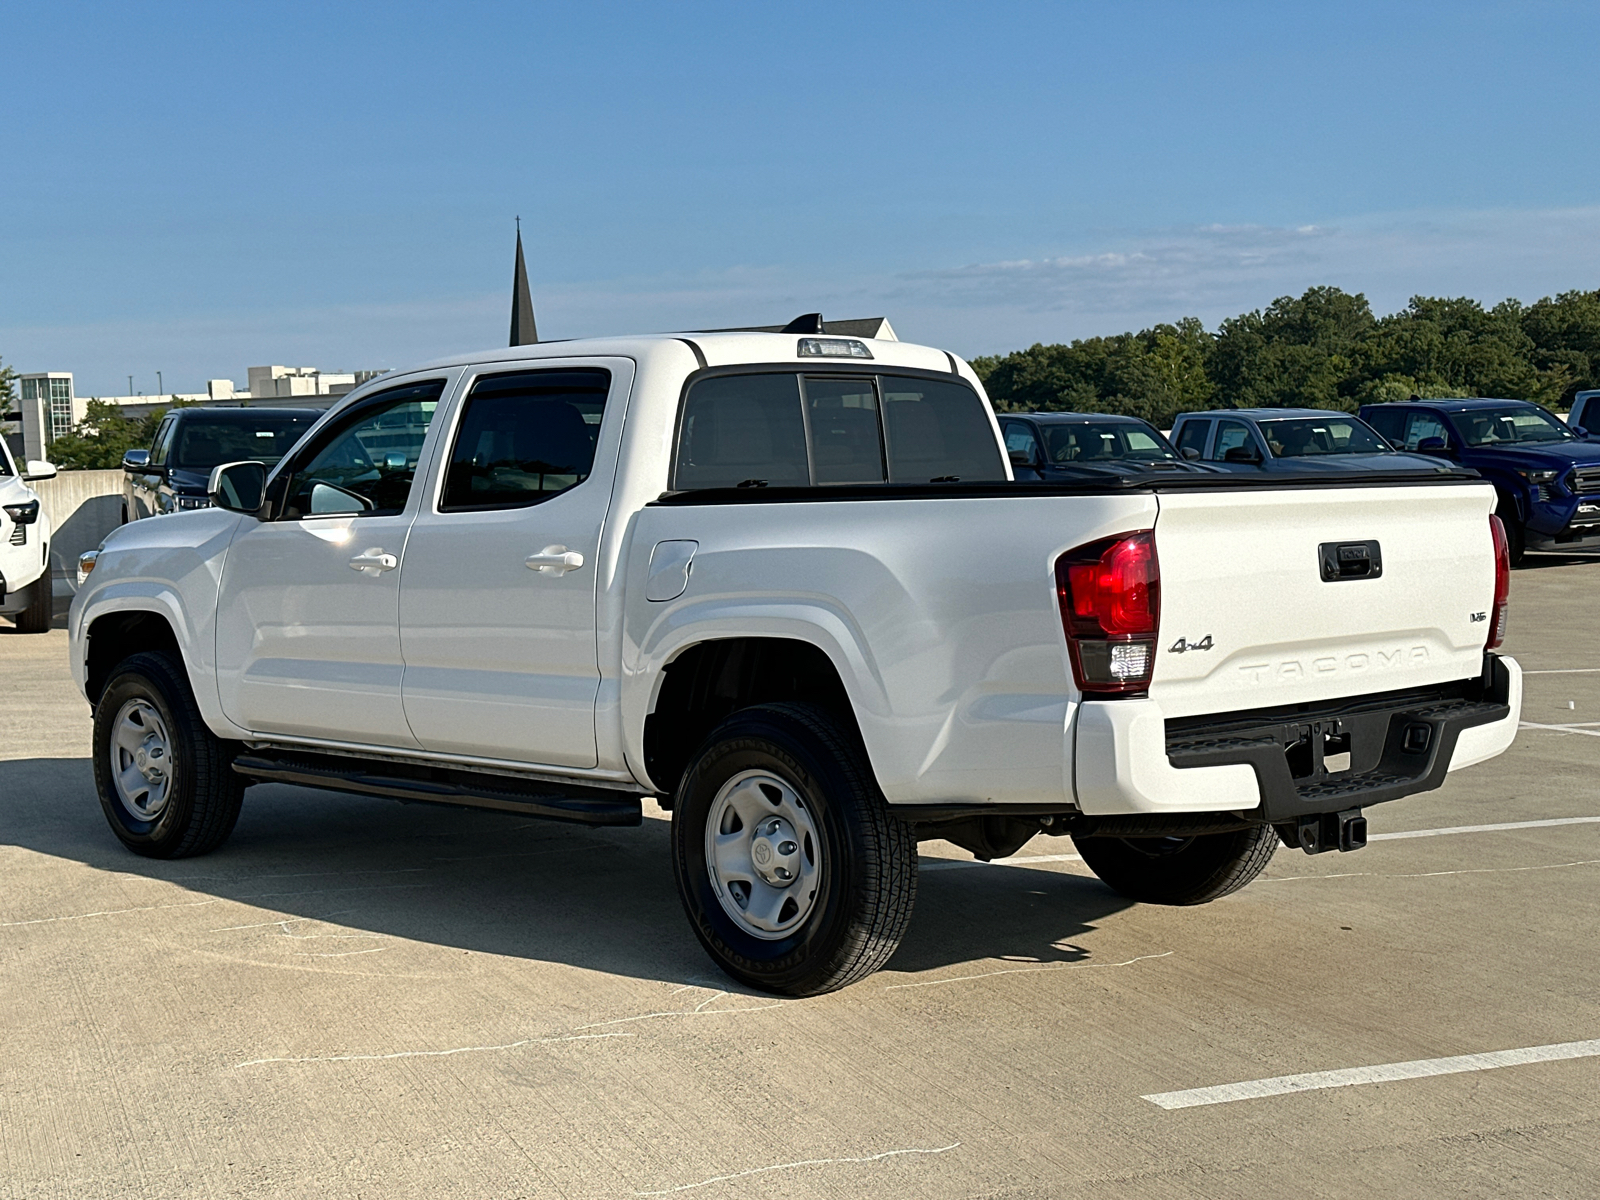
[231,749,643,826]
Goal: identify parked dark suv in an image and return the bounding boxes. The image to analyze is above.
[1360,397,1600,564]
[999,412,1213,478]
[121,406,322,522]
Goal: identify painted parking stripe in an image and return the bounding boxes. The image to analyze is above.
[1521,720,1600,737]
[920,816,1600,872]
[1368,815,1600,841]
[1142,1039,1600,1109]
[1523,667,1600,674]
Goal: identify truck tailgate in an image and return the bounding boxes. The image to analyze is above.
[1150,482,1499,719]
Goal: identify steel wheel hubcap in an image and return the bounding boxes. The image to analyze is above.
[705,770,821,940]
[110,698,173,822]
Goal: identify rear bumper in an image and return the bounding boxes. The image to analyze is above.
[1074,654,1520,820]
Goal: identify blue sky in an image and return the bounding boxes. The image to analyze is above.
[5,1,1600,395]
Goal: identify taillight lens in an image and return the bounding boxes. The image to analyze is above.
[1487,514,1510,649]
[1056,530,1160,695]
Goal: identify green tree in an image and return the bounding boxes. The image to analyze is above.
[1361,296,1542,404]
[45,399,176,470]
[1520,289,1600,406]
[1208,286,1375,411]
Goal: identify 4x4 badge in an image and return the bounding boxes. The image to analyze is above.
[1170,635,1214,654]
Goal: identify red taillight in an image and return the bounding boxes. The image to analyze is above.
[1056,530,1160,695]
[1487,514,1510,649]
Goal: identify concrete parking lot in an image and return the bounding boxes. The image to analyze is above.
[2,565,1597,1199]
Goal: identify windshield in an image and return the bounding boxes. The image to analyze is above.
[1450,404,1574,447]
[1259,416,1389,458]
[171,415,318,470]
[1040,421,1178,463]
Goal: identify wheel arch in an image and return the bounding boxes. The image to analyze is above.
[640,635,866,801]
[85,608,185,706]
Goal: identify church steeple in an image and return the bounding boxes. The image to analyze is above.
[510,218,538,346]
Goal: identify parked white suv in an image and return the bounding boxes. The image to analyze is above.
[0,439,56,632]
[69,329,1522,993]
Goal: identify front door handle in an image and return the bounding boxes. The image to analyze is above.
[348,548,399,576]
[525,546,584,576]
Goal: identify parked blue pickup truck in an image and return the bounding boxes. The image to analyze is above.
[1360,398,1600,564]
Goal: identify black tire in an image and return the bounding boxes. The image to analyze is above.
[93,651,245,858]
[1498,507,1527,567]
[12,573,52,633]
[1072,825,1278,905]
[671,702,918,996]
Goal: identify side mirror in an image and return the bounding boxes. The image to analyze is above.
[208,461,268,514]
[1180,447,1201,461]
[1008,449,1034,468]
[1223,445,1262,464]
[1571,426,1589,439]
[121,449,150,471]
[1416,436,1449,454]
[22,460,57,481]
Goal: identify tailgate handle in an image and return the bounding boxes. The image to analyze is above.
[1319,540,1382,582]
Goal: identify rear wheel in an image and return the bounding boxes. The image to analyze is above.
[12,573,52,633]
[1498,506,1527,567]
[671,702,917,995]
[1072,825,1278,905]
[93,651,245,858]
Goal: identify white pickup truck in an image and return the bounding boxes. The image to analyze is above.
[0,439,56,633]
[69,329,1522,994]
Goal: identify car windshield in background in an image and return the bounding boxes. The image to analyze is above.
[1452,405,1574,447]
[171,416,318,470]
[1041,422,1177,463]
[1258,416,1388,458]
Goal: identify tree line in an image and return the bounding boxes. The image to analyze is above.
[970,286,1600,427]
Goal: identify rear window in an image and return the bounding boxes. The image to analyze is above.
[1040,420,1178,463]
[672,371,1004,490]
[172,414,319,469]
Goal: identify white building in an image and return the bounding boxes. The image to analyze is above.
[5,365,387,462]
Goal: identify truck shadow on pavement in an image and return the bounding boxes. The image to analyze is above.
[0,756,1134,985]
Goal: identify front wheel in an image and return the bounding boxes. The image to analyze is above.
[1072,825,1278,905]
[671,703,917,996]
[93,651,245,858]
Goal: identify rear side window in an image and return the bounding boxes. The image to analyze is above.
[1002,421,1040,462]
[672,371,1004,490]
[441,368,610,511]
[1174,420,1210,458]
[1363,406,1404,443]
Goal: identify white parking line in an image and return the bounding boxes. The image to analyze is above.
[1523,667,1600,674]
[1520,721,1600,737]
[1142,1039,1600,1109]
[1369,815,1600,841]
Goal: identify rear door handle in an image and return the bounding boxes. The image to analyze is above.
[525,546,585,575]
[348,549,399,575]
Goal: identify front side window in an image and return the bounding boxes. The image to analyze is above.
[171,415,319,471]
[1401,412,1449,450]
[279,380,444,518]
[1451,404,1574,447]
[440,368,610,511]
[1258,416,1389,457]
[148,418,176,467]
[1003,421,1040,463]
[672,371,1004,490]
[1175,420,1210,458]
[1209,420,1254,461]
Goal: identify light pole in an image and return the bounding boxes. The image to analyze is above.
[128,375,133,396]
[157,371,163,396]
